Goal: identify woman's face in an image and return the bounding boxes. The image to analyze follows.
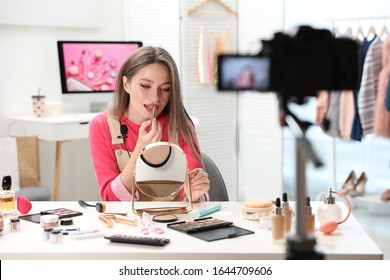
[123,63,171,125]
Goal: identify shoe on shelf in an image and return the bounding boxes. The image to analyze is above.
[349,172,367,197]
[380,189,390,201]
[340,171,356,195]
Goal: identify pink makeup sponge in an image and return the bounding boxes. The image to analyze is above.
[17,196,32,214]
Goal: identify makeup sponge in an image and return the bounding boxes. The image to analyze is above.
[17,196,32,214]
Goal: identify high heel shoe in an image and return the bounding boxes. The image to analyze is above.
[349,172,367,197]
[380,189,390,201]
[340,171,356,195]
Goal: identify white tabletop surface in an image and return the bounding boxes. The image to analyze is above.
[0,201,383,260]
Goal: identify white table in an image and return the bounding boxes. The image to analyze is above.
[0,201,383,260]
[7,114,97,200]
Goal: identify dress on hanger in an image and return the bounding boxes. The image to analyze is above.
[374,35,390,138]
[326,91,341,137]
[358,36,383,135]
[339,90,355,140]
[350,37,376,141]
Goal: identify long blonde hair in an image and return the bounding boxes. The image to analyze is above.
[107,46,202,164]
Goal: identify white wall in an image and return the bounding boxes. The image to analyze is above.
[0,0,125,200]
[285,0,390,32]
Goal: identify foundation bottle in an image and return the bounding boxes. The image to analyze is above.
[305,196,315,233]
[0,175,16,215]
[271,197,285,243]
[281,193,293,233]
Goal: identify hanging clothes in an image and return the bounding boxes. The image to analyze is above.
[197,26,233,85]
[374,35,390,138]
[197,26,214,85]
[335,32,355,140]
[325,91,341,137]
[339,90,355,140]
[358,36,383,135]
[350,37,376,141]
[385,77,390,111]
[315,90,330,129]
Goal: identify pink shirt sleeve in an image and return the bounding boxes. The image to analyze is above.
[88,114,136,201]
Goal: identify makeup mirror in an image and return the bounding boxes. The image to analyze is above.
[132,142,192,215]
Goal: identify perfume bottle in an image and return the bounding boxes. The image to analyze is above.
[281,193,293,233]
[0,175,16,215]
[271,197,286,243]
[305,196,315,233]
[316,188,343,224]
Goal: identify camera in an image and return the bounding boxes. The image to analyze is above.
[217,26,360,98]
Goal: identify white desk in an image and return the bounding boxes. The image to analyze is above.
[7,114,98,200]
[0,201,383,260]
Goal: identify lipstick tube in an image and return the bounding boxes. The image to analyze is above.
[99,214,113,228]
[112,215,138,226]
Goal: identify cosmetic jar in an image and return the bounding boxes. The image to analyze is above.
[9,217,20,232]
[50,228,62,244]
[60,218,73,226]
[242,200,274,220]
[43,228,53,241]
[40,214,59,229]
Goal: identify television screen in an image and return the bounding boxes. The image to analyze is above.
[57,41,142,93]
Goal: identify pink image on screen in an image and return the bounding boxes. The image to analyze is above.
[62,43,139,92]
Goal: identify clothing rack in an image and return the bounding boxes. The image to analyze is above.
[328,16,390,35]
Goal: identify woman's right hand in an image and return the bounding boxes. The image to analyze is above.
[136,118,162,150]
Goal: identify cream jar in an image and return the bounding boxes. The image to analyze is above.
[40,214,59,229]
[242,200,274,220]
[9,217,20,232]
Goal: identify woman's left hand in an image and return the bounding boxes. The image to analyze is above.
[188,168,210,202]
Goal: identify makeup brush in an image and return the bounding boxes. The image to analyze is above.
[78,200,106,212]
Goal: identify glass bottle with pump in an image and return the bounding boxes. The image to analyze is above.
[316,188,343,224]
[0,175,16,215]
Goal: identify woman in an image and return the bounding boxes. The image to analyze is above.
[89,46,210,202]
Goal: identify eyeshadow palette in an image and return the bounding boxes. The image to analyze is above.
[19,208,83,223]
[167,217,233,233]
[40,208,83,219]
[167,217,254,242]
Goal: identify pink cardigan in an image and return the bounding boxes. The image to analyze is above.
[88,112,204,201]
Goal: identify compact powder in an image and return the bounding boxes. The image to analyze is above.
[40,214,59,228]
[242,200,274,221]
[152,214,178,223]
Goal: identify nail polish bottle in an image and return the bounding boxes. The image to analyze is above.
[0,175,16,215]
[317,188,343,224]
[281,193,293,233]
[305,197,315,233]
[271,197,286,243]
